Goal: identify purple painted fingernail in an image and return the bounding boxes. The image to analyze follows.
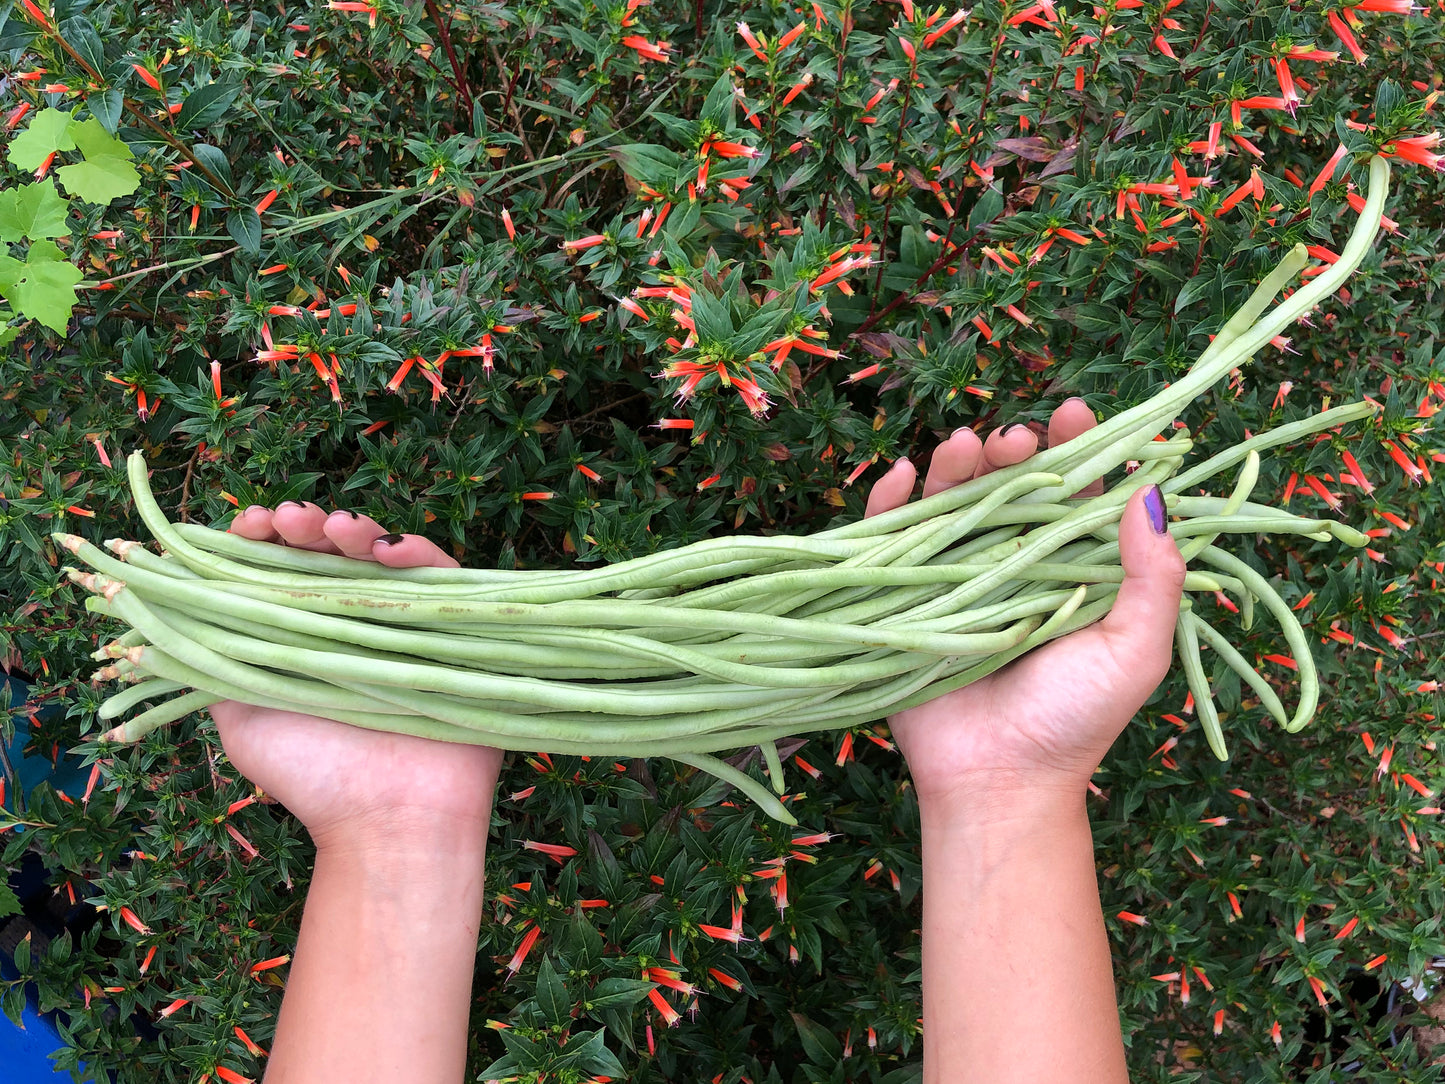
[377,533,405,546]
[1144,485,1167,534]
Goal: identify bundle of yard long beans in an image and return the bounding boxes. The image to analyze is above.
[56,157,1393,823]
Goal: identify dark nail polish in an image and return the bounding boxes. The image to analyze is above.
[342,509,360,519]
[1000,422,1026,436]
[377,533,405,546]
[276,501,301,512]
[1144,485,1168,534]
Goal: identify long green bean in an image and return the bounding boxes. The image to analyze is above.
[59,158,1392,819]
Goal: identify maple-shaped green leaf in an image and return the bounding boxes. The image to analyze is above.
[0,254,21,294]
[5,107,78,172]
[55,118,141,206]
[0,180,72,244]
[0,240,84,334]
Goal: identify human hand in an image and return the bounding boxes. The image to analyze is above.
[209,503,503,852]
[867,400,1187,817]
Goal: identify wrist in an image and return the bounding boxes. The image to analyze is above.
[311,803,493,870]
[916,767,1092,830]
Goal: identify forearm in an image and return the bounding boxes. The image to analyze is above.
[917,788,1128,1084]
[263,812,492,1084]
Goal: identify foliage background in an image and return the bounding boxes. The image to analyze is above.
[2,0,1444,1080]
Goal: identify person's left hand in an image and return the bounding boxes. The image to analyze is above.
[209,503,502,851]
[864,400,1187,815]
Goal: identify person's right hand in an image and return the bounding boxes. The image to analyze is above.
[864,401,1188,817]
[210,503,502,851]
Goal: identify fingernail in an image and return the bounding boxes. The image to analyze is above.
[377,533,405,546]
[276,501,301,512]
[1063,396,1087,407]
[950,426,975,440]
[892,456,911,471]
[1000,422,1027,436]
[1144,485,1167,534]
[337,509,360,519]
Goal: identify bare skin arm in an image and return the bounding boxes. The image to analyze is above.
[868,403,1185,1083]
[211,502,503,1084]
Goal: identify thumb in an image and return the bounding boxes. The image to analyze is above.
[1096,483,1187,698]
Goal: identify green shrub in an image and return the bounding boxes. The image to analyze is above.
[2,0,1444,1080]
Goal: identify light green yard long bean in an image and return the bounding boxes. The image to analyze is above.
[61,155,1394,819]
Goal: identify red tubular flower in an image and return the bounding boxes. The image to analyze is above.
[1382,440,1425,482]
[131,63,161,91]
[1345,190,1399,230]
[736,22,767,60]
[328,0,379,25]
[385,357,416,392]
[647,987,682,1025]
[1385,133,1445,171]
[119,906,151,934]
[1328,10,1367,62]
[709,139,759,159]
[1237,95,1289,110]
[621,34,670,62]
[20,0,52,27]
[777,20,806,49]
[646,967,698,997]
[698,923,747,943]
[1273,58,1299,110]
[507,925,541,975]
[780,74,812,107]
[562,234,607,252]
[1214,176,1257,216]
[1309,144,1350,196]
[922,8,965,45]
[522,839,577,860]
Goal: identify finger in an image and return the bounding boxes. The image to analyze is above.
[228,505,281,542]
[373,532,461,569]
[1094,484,1187,698]
[272,501,345,554]
[864,457,917,519]
[972,422,1038,479]
[922,427,986,498]
[321,509,389,562]
[1047,397,1104,498]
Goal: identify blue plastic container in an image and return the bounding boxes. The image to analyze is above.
[3,673,98,1083]
[2,674,89,805]
[0,995,83,1082]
